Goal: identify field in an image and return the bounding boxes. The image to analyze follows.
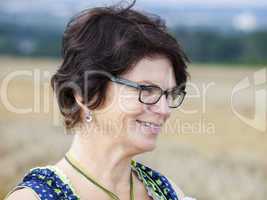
[0,56,266,199]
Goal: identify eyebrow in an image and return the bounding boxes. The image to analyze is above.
[138,80,157,85]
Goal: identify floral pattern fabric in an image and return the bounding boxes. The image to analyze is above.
[10,161,195,200]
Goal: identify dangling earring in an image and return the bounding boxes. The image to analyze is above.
[85,111,93,123]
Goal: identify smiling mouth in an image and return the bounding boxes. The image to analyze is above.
[136,120,162,128]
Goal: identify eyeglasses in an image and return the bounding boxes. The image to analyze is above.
[110,76,186,108]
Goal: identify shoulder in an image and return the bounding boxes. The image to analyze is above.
[4,188,40,200]
[5,166,79,200]
[4,167,56,200]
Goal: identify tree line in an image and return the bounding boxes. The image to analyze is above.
[0,23,266,65]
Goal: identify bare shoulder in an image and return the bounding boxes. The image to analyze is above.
[4,188,40,200]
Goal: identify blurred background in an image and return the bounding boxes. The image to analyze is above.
[0,0,266,199]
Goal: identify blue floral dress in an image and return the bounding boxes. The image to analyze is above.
[7,161,194,200]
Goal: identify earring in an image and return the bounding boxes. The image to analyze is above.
[85,111,93,123]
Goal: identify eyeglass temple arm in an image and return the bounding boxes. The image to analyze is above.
[110,76,141,89]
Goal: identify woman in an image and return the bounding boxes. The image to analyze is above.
[6,0,195,199]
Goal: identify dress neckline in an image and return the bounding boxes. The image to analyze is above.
[42,160,175,200]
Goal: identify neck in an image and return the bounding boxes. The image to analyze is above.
[67,125,136,190]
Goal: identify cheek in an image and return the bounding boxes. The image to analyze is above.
[118,95,145,134]
[97,95,144,134]
[118,88,143,114]
[99,85,145,132]
[104,84,142,114]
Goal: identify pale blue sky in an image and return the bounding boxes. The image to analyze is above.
[1,0,267,30]
[2,0,267,14]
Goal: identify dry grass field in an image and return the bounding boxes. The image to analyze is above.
[0,56,266,199]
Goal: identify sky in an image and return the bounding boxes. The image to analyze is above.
[1,0,267,31]
[2,0,267,14]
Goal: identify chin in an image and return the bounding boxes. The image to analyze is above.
[131,137,158,154]
[126,119,161,153]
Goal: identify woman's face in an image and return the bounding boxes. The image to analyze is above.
[92,55,177,152]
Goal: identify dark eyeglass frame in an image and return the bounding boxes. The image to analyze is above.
[110,76,186,108]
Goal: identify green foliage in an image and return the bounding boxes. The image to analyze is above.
[0,23,61,58]
[172,27,267,65]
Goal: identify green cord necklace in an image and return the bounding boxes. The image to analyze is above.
[64,152,135,200]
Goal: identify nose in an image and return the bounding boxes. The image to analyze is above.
[150,94,171,119]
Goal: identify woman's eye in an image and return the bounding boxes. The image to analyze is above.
[142,87,155,94]
[143,87,153,92]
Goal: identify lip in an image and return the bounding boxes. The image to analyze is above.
[136,119,163,127]
[136,120,162,135]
